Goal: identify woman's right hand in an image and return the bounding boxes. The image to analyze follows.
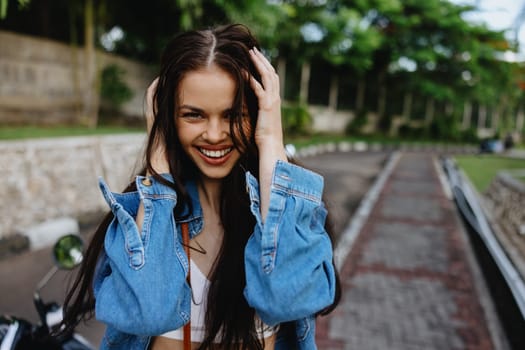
[145,78,170,175]
[145,77,159,134]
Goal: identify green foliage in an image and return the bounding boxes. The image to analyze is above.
[458,127,479,144]
[100,64,133,109]
[0,0,30,19]
[281,103,312,136]
[2,0,524,142]
[0,0,6,19]
[426,115,459,141]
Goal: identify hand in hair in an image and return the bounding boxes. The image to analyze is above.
[248,47,285,154]
[248,47,288,222]
[145,77,158,134]
[145,77,170,175]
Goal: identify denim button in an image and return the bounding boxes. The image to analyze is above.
[141,178,152,186]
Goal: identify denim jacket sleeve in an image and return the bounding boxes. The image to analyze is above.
[93,174,191,336]
[243,160,336,326]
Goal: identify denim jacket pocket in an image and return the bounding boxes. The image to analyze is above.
[295,317,311,342]
[101,327,152,350]
[102,326,133,348]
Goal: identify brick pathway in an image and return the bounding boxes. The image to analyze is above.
[317,152,497,350]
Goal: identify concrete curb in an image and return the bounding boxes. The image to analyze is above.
[333,151,401,270]
[294,140,478,159]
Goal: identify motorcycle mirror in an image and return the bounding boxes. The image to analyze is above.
[52,234,84,270]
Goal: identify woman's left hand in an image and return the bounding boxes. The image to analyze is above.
[249,47,285,152]
[249,47,287,222]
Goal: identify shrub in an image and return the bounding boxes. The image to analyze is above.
[281,103,312,136]
[426,115,462,141]
[100,64,133,109]
[398,124,424,140]
[345,109,368,135]
[459,127,479,144]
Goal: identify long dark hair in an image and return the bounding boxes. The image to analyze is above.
[60,24,340,349]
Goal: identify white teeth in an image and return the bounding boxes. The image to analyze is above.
[199,147,232,158]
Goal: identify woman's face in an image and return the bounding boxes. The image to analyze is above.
[175,64,248,182]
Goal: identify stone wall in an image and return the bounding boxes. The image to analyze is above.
[0,134,145,241]
[308,105,353,133]
[484,171,525,277]
[485,172,525,236]
[0,30,154,125]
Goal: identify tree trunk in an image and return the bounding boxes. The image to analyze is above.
[299,61,311,104]
[516,104,524,132]
[83,0,99,128]
[425,98,435,124]
[402,91,412,121]
[478,105,487,129]
[377,71,386,120]
[491,107,500,132]
[277,57,286,100]
[329,74,339,110]
[356,78,365,112]
[462,101,472,129]
[445,102,453,116]
[497,95,509,131]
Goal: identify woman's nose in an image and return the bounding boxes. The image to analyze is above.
[203,117,228,143]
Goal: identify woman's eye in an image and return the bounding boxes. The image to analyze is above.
[182,112,202,119]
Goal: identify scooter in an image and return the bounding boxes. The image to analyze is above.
[0,234,95,350]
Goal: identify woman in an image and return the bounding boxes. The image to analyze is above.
[61,24,340,350]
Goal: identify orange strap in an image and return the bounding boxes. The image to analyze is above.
[181,222,191,350]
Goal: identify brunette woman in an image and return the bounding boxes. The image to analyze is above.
[61,24,340,350]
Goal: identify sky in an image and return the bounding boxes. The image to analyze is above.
[450,0,525,53]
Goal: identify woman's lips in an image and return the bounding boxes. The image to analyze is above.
[198,147,232,158]
[196,146,234,165]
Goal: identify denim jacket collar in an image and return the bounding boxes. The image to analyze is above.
[174,179,203,239]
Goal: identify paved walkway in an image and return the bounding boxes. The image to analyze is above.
[316,152,504,350]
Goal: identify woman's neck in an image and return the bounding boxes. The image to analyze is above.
[197,177,222,215]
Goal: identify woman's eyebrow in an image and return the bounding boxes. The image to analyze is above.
[179,104,238,114]
[179,105,205,113]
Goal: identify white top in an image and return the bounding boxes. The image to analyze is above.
[161,259,276,343]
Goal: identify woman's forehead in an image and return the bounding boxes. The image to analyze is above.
[176,66,247,112]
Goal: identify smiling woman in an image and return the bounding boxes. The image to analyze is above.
[59,24,341,350]
[175,65,244,181]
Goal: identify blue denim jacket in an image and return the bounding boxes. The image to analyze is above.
[94,161,336,349]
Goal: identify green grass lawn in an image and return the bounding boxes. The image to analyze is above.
[0,125,144,140]
[455,154,525,192]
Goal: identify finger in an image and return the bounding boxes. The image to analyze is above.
[249,75,264,97]
[249,49,277,94]
[250,48,276,77]
[145,77,159,132]
[146,78,159,106]
[253,47,275,73]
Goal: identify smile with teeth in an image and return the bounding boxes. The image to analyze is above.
[198,147,232,158]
